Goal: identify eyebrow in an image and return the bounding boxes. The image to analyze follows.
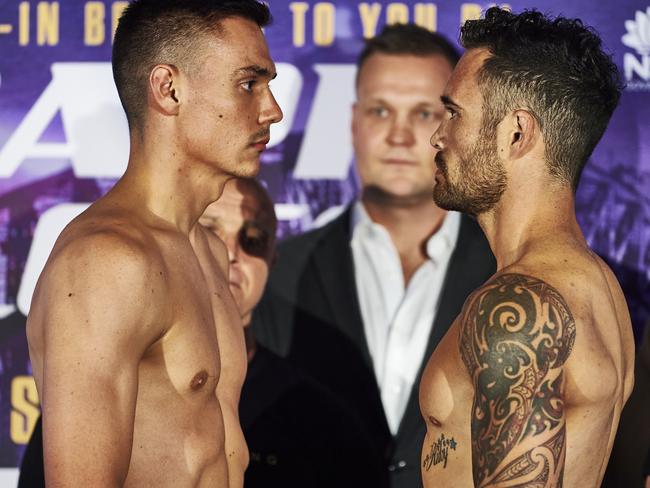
[233,65,277,80]
[441,95,462,110]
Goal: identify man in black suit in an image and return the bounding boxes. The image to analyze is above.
[252,24,496,487]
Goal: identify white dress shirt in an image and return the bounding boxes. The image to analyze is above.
[350,202,461,434]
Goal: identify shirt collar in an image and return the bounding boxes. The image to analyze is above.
[351,200,373,231]
[351,200,461,261]
[425,209,460,261]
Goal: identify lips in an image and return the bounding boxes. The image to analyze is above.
[383,158,417,166]
[435,152,448,169]
[251,138,270,152]
[434,152,448,180]
[250,128,271,152]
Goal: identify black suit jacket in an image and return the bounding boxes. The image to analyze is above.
[252,207,496,488]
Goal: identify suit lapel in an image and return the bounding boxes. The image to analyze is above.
[306,210,496,445]
[311,208,374,369]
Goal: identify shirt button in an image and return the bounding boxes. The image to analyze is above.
[388,460,408,472]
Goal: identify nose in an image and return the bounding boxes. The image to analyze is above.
[259,89,283,126]
[387,116,415,146]
[430,123,444,151]
[224,235,239,264]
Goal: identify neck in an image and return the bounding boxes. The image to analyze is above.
[110,127,230,234]
[361,188,447,283]
[477,179,584,270]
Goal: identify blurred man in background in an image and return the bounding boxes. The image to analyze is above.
[252,24,495,487]
[200,178,386,488]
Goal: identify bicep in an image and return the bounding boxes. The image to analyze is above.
[42,334,140,487]
[36,237,163,486]
[460,274,576,487]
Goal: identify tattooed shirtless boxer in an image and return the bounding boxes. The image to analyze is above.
[420,8,634,488]
[26,1,282,486]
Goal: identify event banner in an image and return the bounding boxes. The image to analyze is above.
[0,0,648,481]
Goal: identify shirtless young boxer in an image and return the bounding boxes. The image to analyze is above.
[420,7,634,487]
[25,1,282,486]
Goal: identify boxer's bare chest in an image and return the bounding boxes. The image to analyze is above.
[141,232,235,399]
[419,319,474,487]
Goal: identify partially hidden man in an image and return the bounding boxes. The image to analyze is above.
[421,8,635,487]
[25,1,282,486]
[252,24,496,487]
[200,178,384,488]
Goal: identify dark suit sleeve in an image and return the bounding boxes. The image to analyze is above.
[18,415,45,488]
[251,288,293,357]
[251,227,324,357]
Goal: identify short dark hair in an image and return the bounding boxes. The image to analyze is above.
[461,7,623,190]
[356,24,460,86]
[113,0,271,130]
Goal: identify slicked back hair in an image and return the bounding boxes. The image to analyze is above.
[461,7,623,190]
[356,23,460,88]
[112,0,271,130]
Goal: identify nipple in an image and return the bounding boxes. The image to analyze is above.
[428,415,442,427]
[190,370,209,391]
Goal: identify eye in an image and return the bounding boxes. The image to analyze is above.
[238,221,270,259]
[446,108,458,120]
[369,106,389,118]
[417,109,434,121]
[241,80,256,92]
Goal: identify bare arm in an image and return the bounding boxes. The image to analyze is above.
[460,273,576,487]
[28,232,165,487]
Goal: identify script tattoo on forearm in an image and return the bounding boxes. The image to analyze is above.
[459,274,575,487]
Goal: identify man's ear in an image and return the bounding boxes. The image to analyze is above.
[507,109,538,159]
[149,64,181,116]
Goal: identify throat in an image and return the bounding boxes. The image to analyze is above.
[400,252,428,285]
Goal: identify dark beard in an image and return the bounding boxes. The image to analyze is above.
[432,133,506,217]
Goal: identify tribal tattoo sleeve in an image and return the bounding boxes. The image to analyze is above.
[459,274,576,488]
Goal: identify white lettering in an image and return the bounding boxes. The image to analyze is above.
[624,53,650,81]
[293,64,356,179]
[0,63,300,179]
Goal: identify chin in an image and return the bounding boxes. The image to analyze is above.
[433,182,463,211]
[382,186,433,205]
[432,186,460,212]
[384,178,433,196]
[236,159,260,179]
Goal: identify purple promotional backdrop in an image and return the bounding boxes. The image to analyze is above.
[0,0,648,480]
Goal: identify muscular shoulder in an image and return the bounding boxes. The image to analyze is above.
[460,273,576,485]
[50,220,162,286]
[459,272,576,378]
[31,220,167,336]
